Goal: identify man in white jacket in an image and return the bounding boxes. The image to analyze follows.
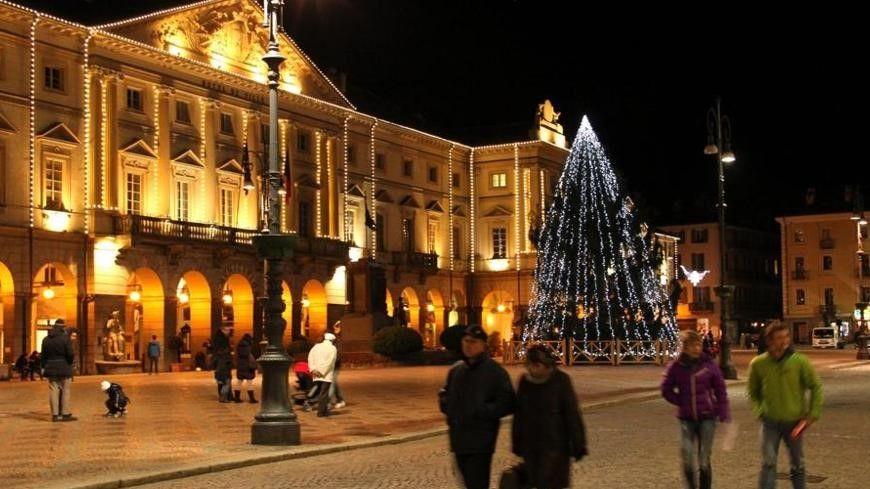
[305,333,337,417]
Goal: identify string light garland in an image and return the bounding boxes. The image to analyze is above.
[315,130,322,237]
[279,118,287,233]
[99,74,107,209]
[469,148,476,273]
[369,120,378,259]
[448,144,454,271]
[152,84,161,216]
[342,116,350,242]
[82,30,93,233]
[199,97,208,222]
[525,116,678,351]
[28,14,38,227]
[514,144,521,271]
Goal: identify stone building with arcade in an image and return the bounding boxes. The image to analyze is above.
[0,0,570,373]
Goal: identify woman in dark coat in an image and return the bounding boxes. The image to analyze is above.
[234,333,257,403]
[512,345,587,489]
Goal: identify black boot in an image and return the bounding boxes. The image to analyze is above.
[233,390,243,403]
[699,468,711,489]
[217,384,223,400]
[247,390,258,403]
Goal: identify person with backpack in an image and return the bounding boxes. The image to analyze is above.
[146,335,161,375]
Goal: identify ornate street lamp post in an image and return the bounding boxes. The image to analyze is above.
[251,0,300,445]
[704,97,737,380]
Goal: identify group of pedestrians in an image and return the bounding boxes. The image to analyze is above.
[299,322,346,417]
[440,322,823,489]
[13,350,43,381]
[211,326,259,404]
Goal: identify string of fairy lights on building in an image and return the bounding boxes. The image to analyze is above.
[82,30,93,234]
[448,144,455,272]
[469,148,475,273]
[99,75,108,209]
[279,118,288,233]
[369,120,378,259]
[514,144,521,271]
[342,116,351,242]
[28,15,38,227]
[315,130,322,237]
[152,85,161,216]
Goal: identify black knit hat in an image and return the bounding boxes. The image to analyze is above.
[463,325,487,342]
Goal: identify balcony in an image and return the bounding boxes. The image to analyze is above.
[819,238,836,249]
[792,269,809,280]
[117,214,257,246]
[116,215,348,261]
[391,251,439,271]
[689,302,715,312]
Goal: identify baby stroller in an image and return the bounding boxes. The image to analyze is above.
[291,360,314,406]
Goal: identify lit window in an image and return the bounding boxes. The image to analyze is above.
[492,227,507,258]
[44,67,63,91]
[175,101,191,123]
[126,173,142,215]
[402,218,414,251]
[220,188,235,227]
[44,158,63,209]
[491,172,507,188]
[796,288,806,305]
[126,88,143,111]
[347,209,355,245]
[175,180,189,221]
[428,220,437,253]
[793,230,806,243]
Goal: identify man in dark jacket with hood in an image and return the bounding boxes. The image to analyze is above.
[439,325,515,489]
[41,319,76,422]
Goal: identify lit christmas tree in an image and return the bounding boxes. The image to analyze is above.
[525,116,678,347]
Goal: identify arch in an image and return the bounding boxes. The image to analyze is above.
[400,287,420,332]
[32,262,78,353]
[301,279,327,340]
[481,290,515,346]
[281,281,293,347]
[176,271,211,360]
[222,274,255,342]
[385,287,395,317]
[0,261,14,364]
[424,289,445,348]
[127,267,165,363]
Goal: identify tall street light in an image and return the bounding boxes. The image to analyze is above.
[705,97,737,380]
[251,0,300,445]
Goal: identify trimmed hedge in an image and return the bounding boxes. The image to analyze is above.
[372,326,424,357]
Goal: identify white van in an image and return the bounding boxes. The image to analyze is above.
[812,326,845,349]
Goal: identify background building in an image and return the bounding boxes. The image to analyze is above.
[0,0,568,372]
[658,222,781,339]
[776,212,868,343]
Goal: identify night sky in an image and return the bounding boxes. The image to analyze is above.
[18,0,867,230]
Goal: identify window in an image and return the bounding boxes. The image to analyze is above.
[0,143,5,206]
[821,228,832,239]
[403,159,413,177]
[823,255,833,271]
[691,253,705,271]
[220,188,235,227]
[401,218,414,251]
[691,228,709,243]
[44,158,63,209]
[220,113,234,134]
[692,286,711,304]
[428,220,437,253]
[428,166,438,183]
[796,289,806,305]
[126,173,142,215]
[298,201,311,237]
[347,144,356,166]
[452,172,460,188]
[863,287,870,303]
[491,172,507,188]
[43,67,63,91]
[175,101,191,123]
[126,88,143,111]
[297,131,309,152]
[453,226,461,259]
[824,288,834,306]
[175,180,189,221]
[375,153,385,170]
[861,254,870,276]
[795,256,805,270]
[673,230,685,242]
[376,213,385,250]
[794,230,806,243]
[492,227,507,258]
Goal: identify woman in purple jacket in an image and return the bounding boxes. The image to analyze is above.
[661,330,730,489]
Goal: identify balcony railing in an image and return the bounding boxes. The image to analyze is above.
[689,302,715,312]
[819,238,836,249]
[117,215,257,246]
[116,215,348,260]
[391,251,438,271]
[792,269,809,280]
[819,304,837,316]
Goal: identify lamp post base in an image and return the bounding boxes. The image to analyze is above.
[719,363,738,380]
[252,420,301,445]
[857,335,870,360]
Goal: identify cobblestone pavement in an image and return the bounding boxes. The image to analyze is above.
[0,349,857,489]
[139,361,870,489]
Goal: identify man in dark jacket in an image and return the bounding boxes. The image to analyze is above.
[513,345,587,489]
[41,319,76,422]
[439,325,515,489]
[234,333,257,403]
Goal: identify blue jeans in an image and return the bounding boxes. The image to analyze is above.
[680,419,716,489]
[328,367,344,403]
[759,419,805,489]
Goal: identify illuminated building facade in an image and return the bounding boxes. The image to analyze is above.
[0,0,568,371]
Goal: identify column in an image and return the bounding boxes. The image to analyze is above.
[155,86,173,217]
[163,296,178,365]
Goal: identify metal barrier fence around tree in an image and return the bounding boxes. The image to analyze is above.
[503,339,676,366]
